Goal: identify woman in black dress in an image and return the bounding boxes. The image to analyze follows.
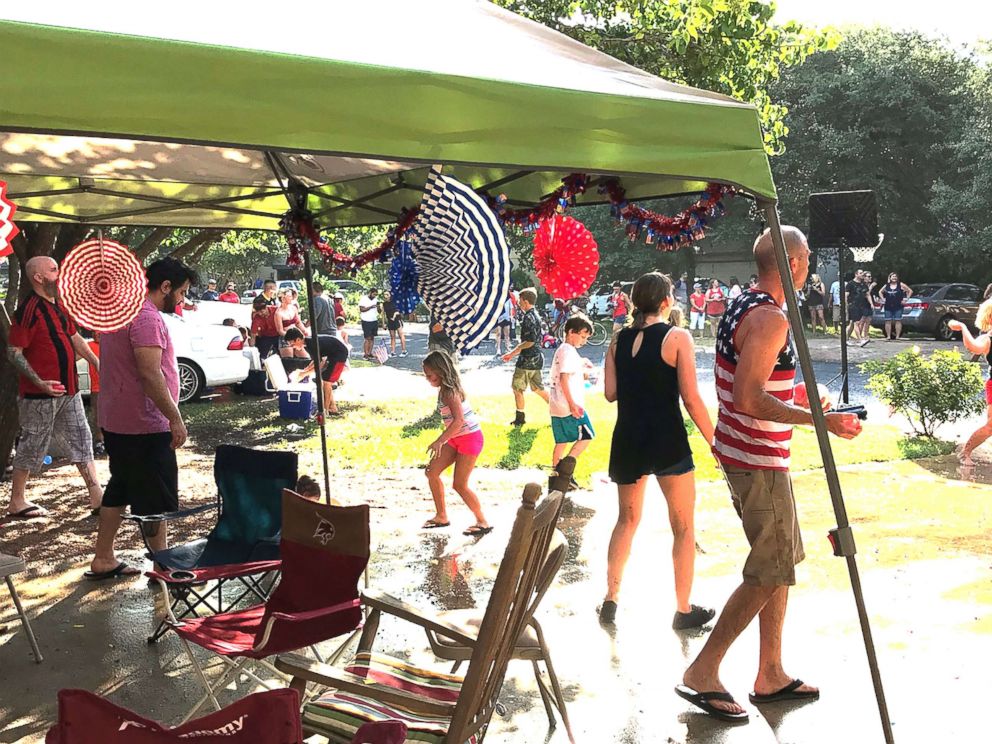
[601,272,716,630]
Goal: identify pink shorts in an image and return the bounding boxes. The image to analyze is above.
[447,429,484,456]
[985,379,992,406]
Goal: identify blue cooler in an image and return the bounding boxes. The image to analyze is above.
[278,388,313,419]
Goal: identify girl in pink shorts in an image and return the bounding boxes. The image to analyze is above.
[422,351,492,536]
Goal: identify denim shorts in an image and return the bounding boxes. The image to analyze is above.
[883,308,903,321]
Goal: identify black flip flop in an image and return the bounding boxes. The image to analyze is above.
[6,505,48,520]
[749,679,820,704]
[422,520,450,529]
[83,562,141,581]
[463,525,494,537]
[675,684,749,723]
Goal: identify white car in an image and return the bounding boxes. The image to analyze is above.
[77,312,250,404]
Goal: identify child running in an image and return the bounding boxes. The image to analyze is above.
[950,299,992,466]
[549,315,596,491]
[421,351,492,536]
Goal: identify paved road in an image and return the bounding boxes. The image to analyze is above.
[370,323,877,408]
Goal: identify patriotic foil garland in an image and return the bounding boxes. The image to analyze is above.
[283,173,734,271]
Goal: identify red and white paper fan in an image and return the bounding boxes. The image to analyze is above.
[58,237,146,332]
[0,180,19,258]
[533,214,599,299]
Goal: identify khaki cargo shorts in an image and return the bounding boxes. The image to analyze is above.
[511,368,544,392]
[724,467,805,586]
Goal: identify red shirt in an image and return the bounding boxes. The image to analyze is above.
[705,288,726,316]
[9,293,79,397]
[251,306,278,338]
[218,291,240,303]
[87,339,100,394]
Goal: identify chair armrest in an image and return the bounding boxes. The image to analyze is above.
[254,598,361,652]
[361,589,476,647]
[123,503,218,524]
[145,559,281,584]
[275,653,455,718]
[268,598,360,624]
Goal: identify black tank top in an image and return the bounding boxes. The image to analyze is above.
[608,323,692,483]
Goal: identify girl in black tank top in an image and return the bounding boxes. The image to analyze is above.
[609,323,691,482]
[600,272,716,630]
[949,300,992,466]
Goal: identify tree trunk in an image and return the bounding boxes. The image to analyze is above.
[169,229,225,263]
[134,226,172,261]
[4,255,19,316]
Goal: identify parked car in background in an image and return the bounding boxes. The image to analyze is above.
[77,312,249,403]
[241,288,261,303]
[871,282,982,340]
[324,279,364,294]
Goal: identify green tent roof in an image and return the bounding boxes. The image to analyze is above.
[0,0,775,229]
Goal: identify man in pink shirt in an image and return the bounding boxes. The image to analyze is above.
[86,257,197,580]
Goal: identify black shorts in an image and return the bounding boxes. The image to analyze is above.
[387,319,402,332]
[256,335,279,359]
[361,320,379,340]
[101,430,179,516]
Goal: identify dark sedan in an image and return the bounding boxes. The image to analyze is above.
[872,282,982,340]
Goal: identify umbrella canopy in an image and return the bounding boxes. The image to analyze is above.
[0,0,774,231]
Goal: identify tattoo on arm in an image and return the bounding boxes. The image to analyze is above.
[7,348,45,389]
[79,465,98,488]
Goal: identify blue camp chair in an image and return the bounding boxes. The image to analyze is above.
[126,444,298,642]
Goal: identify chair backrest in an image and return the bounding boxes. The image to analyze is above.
[254,489,370,654]
[527,528,568,621]
[46,688,302,744]
[209,445,298,549]
[445,485,565,742]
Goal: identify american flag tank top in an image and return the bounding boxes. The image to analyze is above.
[713,290,796,471]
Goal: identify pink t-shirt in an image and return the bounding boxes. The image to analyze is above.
[98,299,179,435]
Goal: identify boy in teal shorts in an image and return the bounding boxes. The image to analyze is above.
[549,314,595,490]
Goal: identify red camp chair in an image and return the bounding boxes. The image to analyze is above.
[166,490,370,724]
[45,688,406,744]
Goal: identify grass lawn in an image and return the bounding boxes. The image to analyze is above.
[183,392,953,486]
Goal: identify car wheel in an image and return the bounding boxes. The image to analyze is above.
[177,359,205,403]
[935,315,959,341]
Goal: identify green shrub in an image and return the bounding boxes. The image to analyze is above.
[861,349,985,437]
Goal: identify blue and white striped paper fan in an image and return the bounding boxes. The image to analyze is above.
[408,167,510,351]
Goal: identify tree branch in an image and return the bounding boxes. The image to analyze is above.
[134,226,173,261]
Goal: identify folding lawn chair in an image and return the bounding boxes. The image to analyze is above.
[166,489,370,724]
[359,529,573,742]
[128,445,298,642]
[1,552,43,663]
[45,688,406,744]
[276,483,565,744]
[45,688,304,744]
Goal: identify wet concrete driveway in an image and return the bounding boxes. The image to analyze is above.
[2,463,991,743]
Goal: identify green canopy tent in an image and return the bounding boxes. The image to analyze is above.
[0,2,890,738]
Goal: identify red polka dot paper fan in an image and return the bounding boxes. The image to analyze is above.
[58,238,146,332]
[533,214,600,299]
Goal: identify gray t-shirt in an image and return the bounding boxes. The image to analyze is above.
[312,294,336,336]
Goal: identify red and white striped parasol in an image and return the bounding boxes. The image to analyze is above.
[58,236,146,332]
[533,214,599,300]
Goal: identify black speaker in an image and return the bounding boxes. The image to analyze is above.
[808,191,878,248]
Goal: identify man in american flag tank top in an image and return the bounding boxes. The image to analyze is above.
[677,227,862,723]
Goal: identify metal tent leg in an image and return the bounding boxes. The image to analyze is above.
[761,202,894,744]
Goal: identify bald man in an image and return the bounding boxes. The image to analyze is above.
[6,256,102,519]
[677,227,862,723]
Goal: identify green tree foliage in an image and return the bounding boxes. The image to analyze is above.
[495,0,837,153]
[862,348,985,437]
[769,28,992,283]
